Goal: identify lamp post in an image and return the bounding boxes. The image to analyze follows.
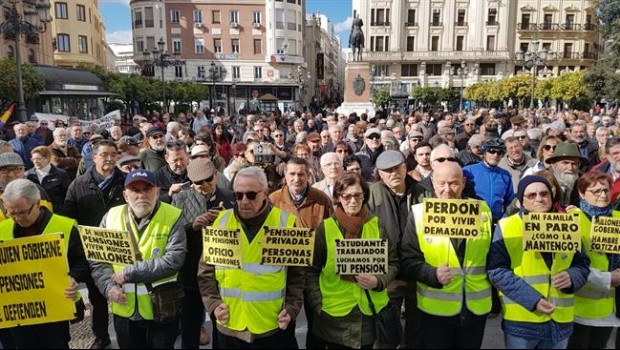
[143,38,185,113]
[231,79,236,117]
[456,61,469,112]
[297,65,309,111]
[208,61,220,111]
[0,0,51,122]
[516,40,552,109]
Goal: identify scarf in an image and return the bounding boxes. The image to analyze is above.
[579,199,613,220]
[334,204,370,283]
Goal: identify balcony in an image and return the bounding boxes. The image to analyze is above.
[371,21,390,26]
[582,52,598,60]
[558,52,580,59]
[430,21,442,27]
[518,23,537,30]
[365,50,511,62]
[583,23,597,31]
[540,22,558,30]
[486,21,498,26]
[405,22,418,27]
[455,21,467,26]
[560,23,578,30]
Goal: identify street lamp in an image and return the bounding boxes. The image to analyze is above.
[231,79,236,117]
[0,0,51,122]
[143,38,185,113]
[208,61,221,111]
[516,40,552,109]
[456,61,469,112]
[297,65,309,111]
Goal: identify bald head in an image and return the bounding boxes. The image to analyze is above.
[432,161,464,199]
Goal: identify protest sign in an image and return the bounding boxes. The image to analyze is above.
[590,216,620,253]
[34,110,121,131]
[422,198,482,239]
[78,226,136,265]
[523,212,581,253]
[334,239,388,275]
[0,233,74,328]
[260,227,315,266]
[203,227,242,268]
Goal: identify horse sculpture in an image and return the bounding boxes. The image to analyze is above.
[349,15,365,62]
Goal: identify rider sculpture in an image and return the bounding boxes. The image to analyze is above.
[349,15,365,61]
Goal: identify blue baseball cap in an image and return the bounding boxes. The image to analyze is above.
[124,170,157,189]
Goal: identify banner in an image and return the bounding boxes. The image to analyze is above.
[590,216,620,253]
[203,227,242,268]
[0,233,74,328]
[33,110,121,131]
[522,212,581,253]
[78,226,136,266]
[260,227,314,266]
[422,198,482,239]
[334,239,388,275]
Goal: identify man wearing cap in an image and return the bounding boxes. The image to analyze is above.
[170,157,235,348]
[499,136,533,192]
[77,133,104,176]
[139,127,167,172]
[117,155,143,174]
[367,150,425,348]
[119,136,141,157]
[154,140,190,203]
[91,169,187,349]
[404,130,423,171]
[457,134,484,166]
[355,127,385,180]
[63,139,126,349]
[500,115,527,140]
[546,142,586,207]
[401,161,494,348]
[50,127,81,180]
[569,122,599,169]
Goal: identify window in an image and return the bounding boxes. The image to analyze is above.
[565,14,575,29]
[480,63,495,75]
[193,10,203,23]
[133,9,143,28]
[487,8,497,24]
[170,10,180,23]
[197,66,206,79]
[486,35,495,51]
[76,5,86,21]
[432,9,440,26]
[564,43,573,58]
[406,36,414,51]
[135,39,144,53]
[253,11,261,24]
[57,34,70,52]
[212,10,220,24]
[276,9,284,29]
[456,36,464,51]
[230,10,239,24]
[146,36,155,51]
[425,64,443,76]
[519,43,529,53]
[175,66,183,78]
[233,66,240,79]
[286,9,296,30]
[214,38,222,53]
[373,64,389,77]
[78,35,88,53]
[371,8,389,25]
[173,39,182,54]
[55,2,68,19]
[195,38,204,53]
[231,39,239,53]
[542,42,551,51]
[145,7,154,27]
[407,9,416,25]
[431,36,439,51]
[254,66,262,79]
[543,14,552,29]
[401,64,418,77]
[254,39,262,54]
[457,9,465,25]
[371,36,388,52]
[521,14,531,29]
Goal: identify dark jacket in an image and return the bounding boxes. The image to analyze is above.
[154,165,189,203]
[61,167,126,226]
[456,149,482,166]
[26,165,72,212]
[268,185,333,230]
[355,144,384,181]
[10,136,40,169]
[138,147,166,172]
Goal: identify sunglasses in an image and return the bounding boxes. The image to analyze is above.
[486,149,503,155]
[234,191,259,200]
[340,193,364,201]
[150,134,165,140]
[542,144,556,151]
[434,157,457,163]
[194,174,215,185]
[166,140,186,149]
[516,135,528,140]
[524,191,550,201]
[367,134,380,140]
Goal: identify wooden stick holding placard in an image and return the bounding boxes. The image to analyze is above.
[77,226,137,266]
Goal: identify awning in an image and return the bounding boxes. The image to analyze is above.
[34,65,110,95]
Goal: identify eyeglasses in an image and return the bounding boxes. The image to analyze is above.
[150,134,165,140]
[410,137,422,142]
[95,152,117,159]
[367,134,380,140]
[8,204,35,218]
[433,157,457,163]
[486,149,503,155]
[524,191,551,201]
[0,166,24,175]
[340,192,364,201]
[587,188,611,196]
[336,149,349,154]
[274,134,284,138]
[40,123,48,126]
[543,144,556,152]
[194,174,215,186]
[234,191,259,200]
[516,136,528,140]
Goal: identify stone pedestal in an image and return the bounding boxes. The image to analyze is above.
[337,61,375,117]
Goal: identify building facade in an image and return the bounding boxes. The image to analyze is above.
[110,43,140,73]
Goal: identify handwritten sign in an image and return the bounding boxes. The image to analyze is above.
[422,198,482,239]
[0,233,75,328]
[78,226,136,265]
[334,239,388,275]
[523,212,581,252]
[203,227,242,268]
[260,227,315,266]
[590,216,620,253]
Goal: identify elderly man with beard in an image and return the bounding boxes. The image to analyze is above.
[499,136,532,192]
[570,123,599,170]
[50,127,81,180]
[91,170,187,349]
[546,143,587,207]
[593,136,620,202]
[154,140,190,203]
[139,127,167,171]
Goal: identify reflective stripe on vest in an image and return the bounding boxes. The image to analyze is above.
[498,213,575,323]
[105,203,182,320]
[212,207,296,335]
[319,216,390,317]
[573,209,619,319]
[412,203,493,316]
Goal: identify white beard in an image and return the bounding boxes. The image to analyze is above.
[554,169,578,190]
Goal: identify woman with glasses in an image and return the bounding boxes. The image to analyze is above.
[522,135,561,178]
[306,173,398,349]
[566,171,620,349]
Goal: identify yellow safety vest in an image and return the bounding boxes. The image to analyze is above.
[574,209,620,320]
[320,216,389,317]
[0,212,82,303]
[104,203,182,320]
[213,207,296,335]
[498,213,575,323]
[412,202,493,316]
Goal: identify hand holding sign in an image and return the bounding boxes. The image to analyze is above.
[355,274,379,290]
[536,298,555,315]
[64,278,79,299]
[436,264,452,285]
[552,271,572,290]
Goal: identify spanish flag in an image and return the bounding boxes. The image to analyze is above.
[0,102,15,128]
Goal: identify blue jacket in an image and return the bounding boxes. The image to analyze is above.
[9,136,40,169]
[487,212,590,343]
[463,161,514,222]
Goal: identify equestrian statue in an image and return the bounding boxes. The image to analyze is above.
[349,15,365,61]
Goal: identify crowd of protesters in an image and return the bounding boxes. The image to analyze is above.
[1,104,620,349]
